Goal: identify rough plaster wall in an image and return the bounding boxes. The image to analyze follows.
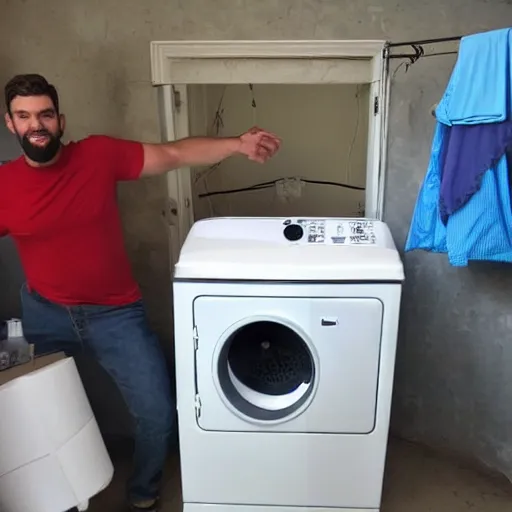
[1,0,512,474]
[0,125,24,319]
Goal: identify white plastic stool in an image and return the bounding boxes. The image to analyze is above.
[0,354,114,512]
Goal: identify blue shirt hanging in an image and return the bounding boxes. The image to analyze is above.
[406,27,512,266]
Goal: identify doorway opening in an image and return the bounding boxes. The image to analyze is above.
[150,40,390,268]
[189,83,370,221]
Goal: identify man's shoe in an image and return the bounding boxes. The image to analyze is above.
[129,498,159,511]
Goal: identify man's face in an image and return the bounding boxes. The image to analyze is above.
[5,94,65,165]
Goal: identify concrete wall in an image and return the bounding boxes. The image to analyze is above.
[1,0,512,476]
[0,125,24,318]
[188,84,368,219]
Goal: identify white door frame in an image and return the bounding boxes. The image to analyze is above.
[150,40,390,268]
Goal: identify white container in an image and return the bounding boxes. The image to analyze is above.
[0,353,114,512]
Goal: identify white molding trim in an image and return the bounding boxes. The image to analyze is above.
[150,40,386,85]
[377,57,392,219]
[156,85,196,273]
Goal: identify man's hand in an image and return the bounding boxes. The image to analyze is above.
[141,126,281,177]
[238,126,281,164]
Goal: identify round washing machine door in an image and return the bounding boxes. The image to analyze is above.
[213,317,318,423]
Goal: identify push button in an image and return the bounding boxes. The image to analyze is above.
[283,224,304,241]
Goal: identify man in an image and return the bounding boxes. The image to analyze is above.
[0,74,281,511]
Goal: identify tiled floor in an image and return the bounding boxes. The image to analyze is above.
[89,438,512,511]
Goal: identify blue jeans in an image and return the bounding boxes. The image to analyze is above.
[20,284,175,504]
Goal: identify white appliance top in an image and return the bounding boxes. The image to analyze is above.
[174,217,405,282]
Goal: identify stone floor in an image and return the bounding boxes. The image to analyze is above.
[89,438,512,511]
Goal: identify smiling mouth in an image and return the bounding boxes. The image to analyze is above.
[29,135,49,145]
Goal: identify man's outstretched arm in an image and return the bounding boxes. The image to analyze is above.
[140,126,281,177]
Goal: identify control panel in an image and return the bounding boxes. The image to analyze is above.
[282,218,377,246]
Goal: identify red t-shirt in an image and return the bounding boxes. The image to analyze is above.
[0,135,145,306]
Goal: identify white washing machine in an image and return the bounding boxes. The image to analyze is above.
[173,217,404,512]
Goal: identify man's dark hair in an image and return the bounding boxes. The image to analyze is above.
[4,74,60,115]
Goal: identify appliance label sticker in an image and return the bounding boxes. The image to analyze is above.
[348,220,376,245]
[298,219,326,244]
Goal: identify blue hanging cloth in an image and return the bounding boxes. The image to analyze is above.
[405,28,512,266]
[436,28,512,125]
[404,123,448,254]
[438,121,512,224]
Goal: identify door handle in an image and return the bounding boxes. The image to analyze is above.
[321,318,338,327]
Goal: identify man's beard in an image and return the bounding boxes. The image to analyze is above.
[18,128,62,164]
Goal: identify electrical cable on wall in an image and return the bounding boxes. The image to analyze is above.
[248,83,257,125]
[198,178,365,199]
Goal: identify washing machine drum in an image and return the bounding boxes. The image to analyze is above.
[228,322,313,395]
[218,321,315,421]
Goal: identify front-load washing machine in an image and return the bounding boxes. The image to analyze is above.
[173,217,404,512]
